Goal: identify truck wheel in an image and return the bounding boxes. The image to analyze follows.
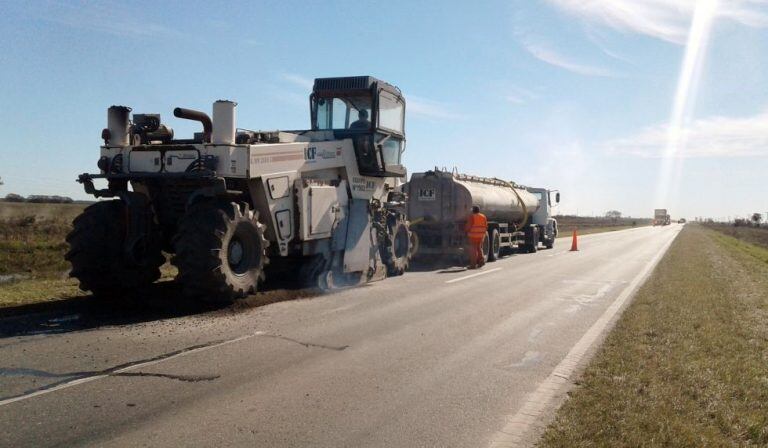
[488,229,501,261]
[66,201,164,298]
[382,217,412,276]
[529,230,539,253]
[172,201,268,304]
[481,232,490,263]
[545,237,554,249]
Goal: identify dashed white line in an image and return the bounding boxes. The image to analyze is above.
[445,267,502,284]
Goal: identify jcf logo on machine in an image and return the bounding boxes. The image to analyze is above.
[304,146,340,163]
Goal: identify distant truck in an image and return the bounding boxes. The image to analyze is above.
[405,169,559,263]
[653,209,671,226]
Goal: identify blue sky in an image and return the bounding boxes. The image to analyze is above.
[1,0,766,220]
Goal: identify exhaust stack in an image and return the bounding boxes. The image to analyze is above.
[106,105,131,146]
[173,107,212,142]
[212,100,237,145]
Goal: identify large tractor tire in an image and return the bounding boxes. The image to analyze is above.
[172,201,268,304]
[488,228,501,262]
[381,217,412,276]
[409,230,420,262]
[66,200,164,297]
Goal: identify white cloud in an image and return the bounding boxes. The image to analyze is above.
[546,0,768,44]
[406,95,464,120]
[281,73,314,91]
[521,39,616,77]
[505,86,538,104]
[39,1,182,39]
[604,109,768,158]
[583,26,638,66]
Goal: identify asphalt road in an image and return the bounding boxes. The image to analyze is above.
[0,225,682,447]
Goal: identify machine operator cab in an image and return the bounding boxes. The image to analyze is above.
[311,76,406,178]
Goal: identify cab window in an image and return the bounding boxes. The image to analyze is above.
[378,91,404,134]
[315,96,372,130]
[380,138,402,166]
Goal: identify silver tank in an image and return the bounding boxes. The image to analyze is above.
[406,170,540,225]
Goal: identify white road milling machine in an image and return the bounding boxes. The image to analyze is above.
[68,76,412,303]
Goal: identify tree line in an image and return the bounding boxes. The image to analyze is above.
[2,193,74,203]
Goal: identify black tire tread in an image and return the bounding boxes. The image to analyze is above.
[65,201,164,297]
[171,201,267,304]
[381,216,412,276]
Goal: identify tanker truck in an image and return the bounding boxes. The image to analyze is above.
[405,169,559,263]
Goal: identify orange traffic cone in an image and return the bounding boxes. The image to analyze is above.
[570,229,579,251]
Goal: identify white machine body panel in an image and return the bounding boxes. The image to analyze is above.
[104,132,397,274]
[128,151,162,173]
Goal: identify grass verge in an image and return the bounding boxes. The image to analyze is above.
[557,225,639,237]
[538,224,768,447]
[704,223,768,251]
[555,215,651,238]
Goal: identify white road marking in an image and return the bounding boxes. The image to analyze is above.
[488,228,681,447]
[0,332,263,407]
[445,267,502,284]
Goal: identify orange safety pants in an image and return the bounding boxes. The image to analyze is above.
[468,238,485,268]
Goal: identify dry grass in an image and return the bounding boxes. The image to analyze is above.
[556,215,651,237]
[0,277,86,308]
[538,224,768,447]
[704,223,768,251]
[0,202,181,308]
[0,215,73,276]
[0,201,87,221]
[0,203,85,307]
[0,202,90,276]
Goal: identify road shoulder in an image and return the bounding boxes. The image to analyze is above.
[537,225,768,447]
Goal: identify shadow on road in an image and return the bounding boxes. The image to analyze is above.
[0,278,322,340]
[408,251,519,273]
[408,257,464,272]
[1,250,528,339]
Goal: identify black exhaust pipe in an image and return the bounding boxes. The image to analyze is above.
[173,107,212,142]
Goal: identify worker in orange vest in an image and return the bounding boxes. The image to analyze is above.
[464,205,488,269]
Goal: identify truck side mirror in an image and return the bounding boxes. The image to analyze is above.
[555,192,560,203]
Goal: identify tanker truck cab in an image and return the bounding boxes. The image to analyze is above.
[526,187,560,249]
[310,76,407,179]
